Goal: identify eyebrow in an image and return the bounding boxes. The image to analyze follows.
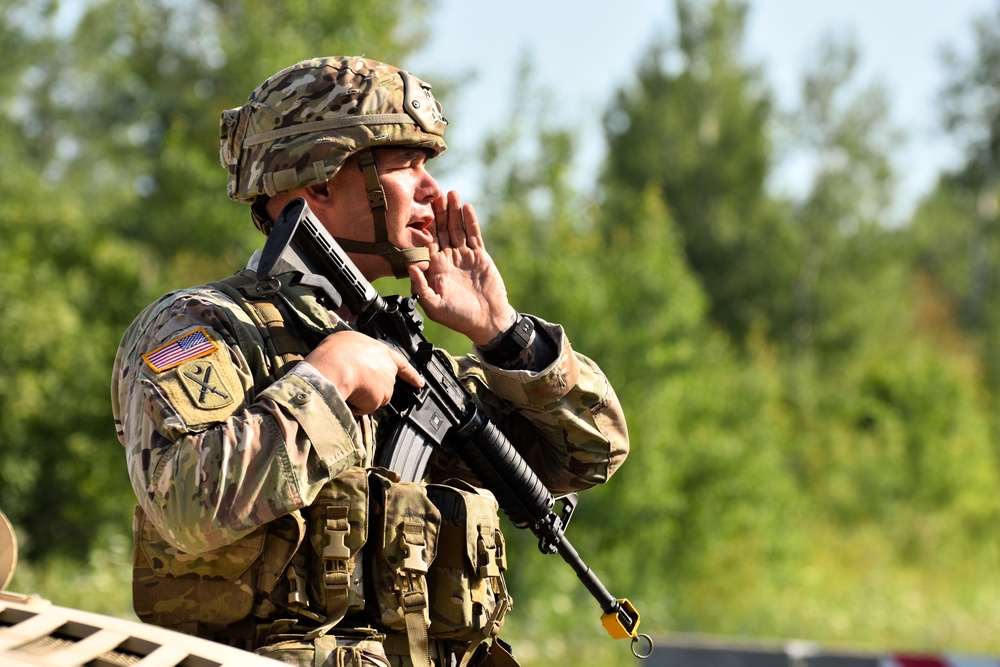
[375,147,429,165]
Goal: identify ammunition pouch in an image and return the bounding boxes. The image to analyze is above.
[256,629,392,667]
[368,469,440,667]
[368,474,512,667]
[306,466,370,625]
[426,481,510,645]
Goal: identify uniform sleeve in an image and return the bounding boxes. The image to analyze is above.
[453,317,629,494]
[111,288,362,555]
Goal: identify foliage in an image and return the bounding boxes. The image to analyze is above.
[5,0,1000,664]
[479,0,1000,660]
[8,525,134,620]
[914,0,1000,404]
[600,0,793,343]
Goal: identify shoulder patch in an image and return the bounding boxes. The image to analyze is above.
[143,327,218,373]
[145,329,247,428]
[177,359,235,410]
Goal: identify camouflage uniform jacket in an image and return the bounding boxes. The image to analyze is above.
[111,259,629,628]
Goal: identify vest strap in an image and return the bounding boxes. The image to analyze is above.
[400,517,433,667]
[321,503,352,621]
[210,273,312,379]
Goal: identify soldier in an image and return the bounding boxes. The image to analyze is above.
[112,56,630,667]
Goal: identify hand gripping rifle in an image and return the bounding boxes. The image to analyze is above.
[258,198,653,659]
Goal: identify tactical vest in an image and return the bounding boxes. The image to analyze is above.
[131,271,512,667]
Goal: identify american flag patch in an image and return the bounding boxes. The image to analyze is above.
[143,327,218,373]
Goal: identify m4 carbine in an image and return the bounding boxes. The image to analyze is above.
[257,197,652,659]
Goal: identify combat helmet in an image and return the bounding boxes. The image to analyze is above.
[220,56,448,277]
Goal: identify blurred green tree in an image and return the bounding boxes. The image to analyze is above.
[599,0,796,343]
[912,1,1000,401]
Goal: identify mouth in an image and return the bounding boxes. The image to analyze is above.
[407,216,435,244]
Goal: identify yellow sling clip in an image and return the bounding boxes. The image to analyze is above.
[600,598,654,659]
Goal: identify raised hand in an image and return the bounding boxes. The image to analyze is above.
[407,190,517,346]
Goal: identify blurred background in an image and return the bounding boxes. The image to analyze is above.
[4,1,1000,665]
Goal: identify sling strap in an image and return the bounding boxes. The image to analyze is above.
[210,272,317,380]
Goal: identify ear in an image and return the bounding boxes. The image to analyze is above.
[301,180,335,211]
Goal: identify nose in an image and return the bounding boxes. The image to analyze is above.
[416,166,443,203]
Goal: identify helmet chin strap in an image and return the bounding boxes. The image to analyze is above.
[333,149,430,279]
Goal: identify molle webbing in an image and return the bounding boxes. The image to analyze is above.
[213,273,376,635]
[210,273,314,380]
[370,471,439,667]
[304,467,369,634]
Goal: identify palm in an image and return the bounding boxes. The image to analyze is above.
[408,192,514,346]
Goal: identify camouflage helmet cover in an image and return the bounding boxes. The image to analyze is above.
[220,56,447,205]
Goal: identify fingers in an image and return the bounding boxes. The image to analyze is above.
[346,350,423,416]
[448,194,469,248]
[433,191,481,250]
[433,192,452,249]
[305,331,423,416]
[461,201,483,249]
[391,348,425,390]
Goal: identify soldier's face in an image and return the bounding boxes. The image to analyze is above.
[321,147,442,280]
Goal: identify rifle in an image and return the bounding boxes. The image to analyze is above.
[258,197,653,659]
